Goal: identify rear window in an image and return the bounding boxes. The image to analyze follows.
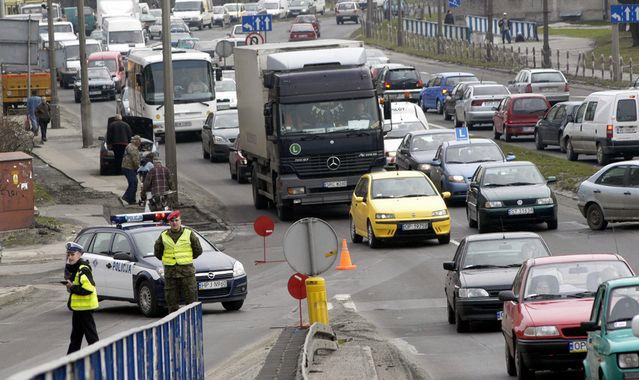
[616,99,637,122]
[531,72,565,83]
[473,86,509,96]
[388,69,418,81]
[337,3,355,9]
[512,98,548,114]
[291,24,314,32]
[447,76,479,86]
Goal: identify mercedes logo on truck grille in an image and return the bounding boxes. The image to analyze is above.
[327,156,341,170]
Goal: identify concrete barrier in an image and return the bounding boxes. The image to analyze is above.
[8,303,204,380]
[301,323,338,380]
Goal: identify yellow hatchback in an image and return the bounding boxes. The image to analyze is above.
[349,170,451,248]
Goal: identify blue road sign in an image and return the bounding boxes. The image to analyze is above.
[611,4,639,24]
[455,126,469,141]
[241,15,273,32]
[448,0,460,8]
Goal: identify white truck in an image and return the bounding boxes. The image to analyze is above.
[235,40,390,220]
[103,16,145,55]
[96,0,141,29]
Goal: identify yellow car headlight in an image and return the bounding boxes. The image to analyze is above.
[432,209,448,217]
[375,213,395,220]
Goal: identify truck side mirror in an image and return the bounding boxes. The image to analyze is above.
[264,103,273,135]
[383,99,392,120]
[215,68,222,81]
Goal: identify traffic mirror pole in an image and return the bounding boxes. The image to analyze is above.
[162,0,178,203]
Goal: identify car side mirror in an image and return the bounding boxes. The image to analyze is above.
[498,290,517,302]
[505,153,516,161]
[431,159,441,166]
[443,261,455,271]
[353,195,363,203]
[441,191,451,200]
[580,321,600,332]
[546,176,557,183]
[113,252,131,261]
[263,103,273,135]
[632,315,639,337]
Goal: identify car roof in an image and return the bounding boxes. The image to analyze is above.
[443,138,496,147]
[506,93,549,99]
[479,161,535,169]
[468,83,507,89]
[410,129,455,137]
[464,231,543,242]
[384,63,414,70]
[596,159,639,169]
[367,170,426,180]
[88,51,121,60]
[527,253,626,267]
[525,68,564,74]
[606,276,639,288]
[437,72,476,77]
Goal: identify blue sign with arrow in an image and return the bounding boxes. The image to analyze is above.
[448,0,460,8]
[241,15,273,32]
[455,126,469,141]
[611,4,639,24]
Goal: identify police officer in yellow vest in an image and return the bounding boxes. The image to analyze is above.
[63,242,100,354]
[154,210,203,313]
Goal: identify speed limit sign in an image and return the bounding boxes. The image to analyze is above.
[245,32,265,45]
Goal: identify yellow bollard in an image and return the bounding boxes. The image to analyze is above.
[305,276,329,325]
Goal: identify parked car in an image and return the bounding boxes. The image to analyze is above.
[216,78,237,109]
[492,94,551,141]
[212,5,230,27]
[577,160,639,230]
[288,0,315,17]
[582,277,639,380]
[507,68,570,104]
[420,72,478,115]
[375,63,423,103]
[563,90,639,165]
[88,51,125,93]
[453,83,510,129]
[288,23,317,41]
[294,14,320,37]
[228,134,250,183]
[383,101,429,167]
[335,1,359,24]
[429,138,514,202]
[395,130,456,175]
[99,116,157,175]
[202,109,239,162]
[444,232,551,332]
[349,170,451,248]
[466,161,558,232]
[534,101,582,152]
[499,254,634,379]
[244,2,267,16]
[73,67,116,103]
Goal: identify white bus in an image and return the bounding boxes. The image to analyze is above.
[126,47,217,139]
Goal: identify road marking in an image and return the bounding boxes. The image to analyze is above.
[428,122,449,130]
[451,239,460,246]
[334,294,357,311]
[354,297,447,312]
[391,338,425,356]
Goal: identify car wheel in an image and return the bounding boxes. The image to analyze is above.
[438,234,450,245]
[504,125,512,142]
[547,218,558,230]
[222,300,244,311]
[455,308,469,333]
[596,143,610,166]
[447,301,455,324]
[587,203,608,231]
[443,108,452,121]
[534,131,545,150]
[350,216,363,243]
[252,165,268,209]
[202,142,210,159]
[420,98,428,113]
[566,139,578,161]
[230,162,237,179]
[493,126,502,140]
[467,206,477,228]
[367,221,380,248]
[237,164,247,184]
[436,99,443,114]
[477,210,488,234]
[515,343,534,380]
[505,339,516,376]
[137,280,160,317]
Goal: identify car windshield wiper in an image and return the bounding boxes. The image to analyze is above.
[483,183,508,187]
[446,160,464,164]
[565,291,595,298]
[462,264,502,269]
[373,195,396,199]
[525,293,561,300]
[156,104,164,111]
[397,194,432,198]
[509,182,538,186]
[467,159,497,163]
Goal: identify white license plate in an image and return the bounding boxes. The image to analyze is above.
[402,222,428,230]
[508,207,534,216]
[485,102,499,107]
[542,87,555,92]
[175,121,192,127]
[523,127,535,132]
[89,91,101,95]
[324,180,347,188]
[496,311,503,320]
[198,280,227,290]
[617,126,637,134]
[568,340,587,353]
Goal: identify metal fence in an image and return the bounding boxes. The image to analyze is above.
[402,19,470,41]
[465,15,539,41]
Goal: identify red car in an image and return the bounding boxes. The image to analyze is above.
[288,23,317,42]
[492,94,550,142]
[499,254,634,379]
[293,15,320,37]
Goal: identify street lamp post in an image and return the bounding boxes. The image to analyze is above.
[542,0,551,68]
[437,0,443,54]
[485,0,493,61]
[46,0,60,129]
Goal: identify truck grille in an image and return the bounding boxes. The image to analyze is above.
[282,151,383,178]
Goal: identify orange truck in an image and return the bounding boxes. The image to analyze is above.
[1,68,51,115]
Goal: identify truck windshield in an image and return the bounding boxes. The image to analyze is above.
[143,60,214,104]
[109,31,144,44]
[174,1,201,11]
[279,98,380,135]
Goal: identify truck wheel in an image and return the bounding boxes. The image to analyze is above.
[252,166,268,209]
[277,202,292,221]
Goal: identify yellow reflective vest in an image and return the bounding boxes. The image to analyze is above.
[161,228,194,266]
[70,264,99,311]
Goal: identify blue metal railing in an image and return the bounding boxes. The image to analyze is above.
[8,303,204,380]
[403,19,470,41]
[465,15,539,41]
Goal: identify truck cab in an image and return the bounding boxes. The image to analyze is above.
[57,39,103,88]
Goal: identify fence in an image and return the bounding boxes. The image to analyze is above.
[403,19,470,41]
[8,303,204,380]
[465,15,539,41]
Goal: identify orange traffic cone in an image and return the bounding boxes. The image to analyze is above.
[336,239,357,270]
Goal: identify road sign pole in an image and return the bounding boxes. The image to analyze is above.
[611,0,621,81]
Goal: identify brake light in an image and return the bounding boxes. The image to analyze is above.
[384,82,391,89]
[442,88,448,95]
[417,80,423,87]
[525,84,532,93]
[471,100,483,106]
[564,83,570,92]
[607,124,614,139]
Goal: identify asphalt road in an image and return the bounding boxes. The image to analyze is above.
[4,17,639,380]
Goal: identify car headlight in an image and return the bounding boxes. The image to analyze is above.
[484,201,503,208]
[157,266,165,278]
[386,151,397,158]
[432,209,448,217]
[523,326,559,337]
[448,175,465,183]
[302,8,307,11]
[233,260,245,277]
[536,197,554,205]
[214,135,228,143]
[458,288,489,298]
[375,213,395,219]
[417,163,431,172]
[619,353,639,369]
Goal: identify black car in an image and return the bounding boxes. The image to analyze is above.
[443,232,551,332]
[99,116,158,175]
[534,101,582,152]
[466,161,558,233]
[74,212,248,317]
[395,130,456,176]
[73,67,116,103]
[375,63,422,103]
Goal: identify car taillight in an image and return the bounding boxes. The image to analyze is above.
[525,84,532,93]
[442,88,448,95]
[471,100,483,106]
[564,83,570,92]
[384,82,391,89]
[417,80,423,87]
[607,124,614,139]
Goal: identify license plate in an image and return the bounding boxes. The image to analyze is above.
[496,311,503,320]
[198,280,227,290]
[508,207,534,216]
[89,91,101,95]
[175,121,192,127]
[523,127,535,132]
[485,102,499,107]
[324,180,347,188]
[542,87,555,92]
[617,126,637,134]
[402,222,428,230]
[568,340,587,353]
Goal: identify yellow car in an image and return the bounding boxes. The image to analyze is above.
[349,170,451,248]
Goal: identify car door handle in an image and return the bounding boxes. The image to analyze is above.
[593,190,601,194]
[625,191,632,195]
[106,263,112,269]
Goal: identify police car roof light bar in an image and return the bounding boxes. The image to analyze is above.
[110,211,172,225]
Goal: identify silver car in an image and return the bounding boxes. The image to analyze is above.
[212,6,231,27]
[507,69,569,104]
[453,84,510,128]
[148,16,189,39]
[577,160,639,230]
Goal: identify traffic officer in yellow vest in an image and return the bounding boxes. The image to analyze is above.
[63,242,100,354]
[154,210,203,313]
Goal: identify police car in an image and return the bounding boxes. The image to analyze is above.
[73,211,248,317]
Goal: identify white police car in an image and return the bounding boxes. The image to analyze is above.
[73,212,247,317]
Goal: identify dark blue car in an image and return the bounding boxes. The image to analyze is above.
[420,72,478,114]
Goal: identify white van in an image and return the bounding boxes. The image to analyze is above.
[314,0,325,15]
[173,0,213,30]
[103,16,146,56]
[262,0,287,19]
[563,90,639,165]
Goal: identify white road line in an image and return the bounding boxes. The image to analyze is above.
[451,239,460,246]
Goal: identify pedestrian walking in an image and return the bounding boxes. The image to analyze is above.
[154,210,203,313]
[26,90,42,136]
[143,157,175,211]
[138,153,155,208]
[35,99,51,144]
[499,13,511,44]
[444,9,454,25]
[63,242,99,354]
[106,114,133,174]
[121,135,142,205]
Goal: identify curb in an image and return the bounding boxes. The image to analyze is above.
[0,285,35,308]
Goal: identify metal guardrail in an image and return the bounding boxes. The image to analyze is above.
[8,303,204,380]
[465,15,539,41]
[403,19,470,41]
[301,323,338,380]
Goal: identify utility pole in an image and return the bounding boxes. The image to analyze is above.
[0,0,5,18]
[542,0,551,68]
[397,0,403,46]
[437,0,442,54]
[366,0,372,37]
[78,0,92,147]
[46,0,60,129]
[611,0,621,81]
[485,0,493,61]
[162,0,178,203]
